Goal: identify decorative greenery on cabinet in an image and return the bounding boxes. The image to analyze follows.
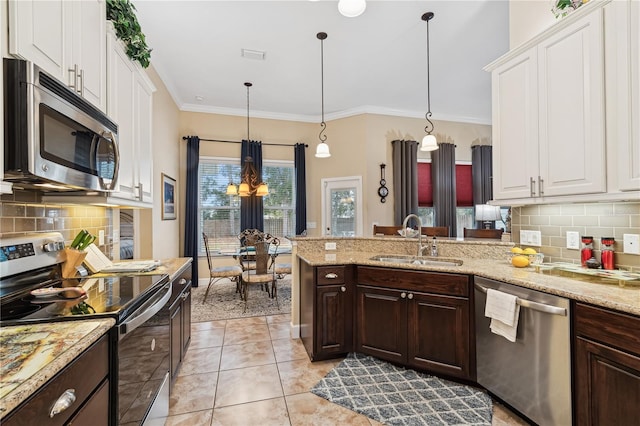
[106,0,152,68]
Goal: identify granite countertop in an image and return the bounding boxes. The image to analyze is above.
[0,318,115,418]
[297,251,640,316]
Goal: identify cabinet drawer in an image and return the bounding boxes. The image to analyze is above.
[3,334,109,426]
[357,266,469,297]
[575,303,640,356]
[317,266,346,285]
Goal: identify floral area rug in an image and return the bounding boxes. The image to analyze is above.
[190,277,291,322]
[311,353,493,426]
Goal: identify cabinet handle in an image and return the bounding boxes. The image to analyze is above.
[182,291,190,300]
[324,273,338,279]
[49,389,76,417]
[401,292,407,299]
[77,69,84,96]
[538,176,544,196]
[68,65,78,90]
[407,293,414,300]
[135,183,144,200]
[340,286,346,292]
[179,278,187,285]
[530,177,536,197]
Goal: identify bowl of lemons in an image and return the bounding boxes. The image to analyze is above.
[509,247,544,268]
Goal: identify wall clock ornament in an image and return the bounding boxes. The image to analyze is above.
[378,163,388,202]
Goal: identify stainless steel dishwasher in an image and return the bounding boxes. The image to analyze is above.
[474,276,571,426]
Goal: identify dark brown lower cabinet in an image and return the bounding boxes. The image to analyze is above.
[356,266,472,380]
[300,261,354,360]
[169,267,192,380]
[2,334,110,426]
[574,303,640,426]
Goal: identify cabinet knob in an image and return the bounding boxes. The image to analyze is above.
[407,293,414,300]
[49,389,76,418]
[325,273,338,279]
[340,286,346,292]
[179,278,187,285]
[401,292,407,299]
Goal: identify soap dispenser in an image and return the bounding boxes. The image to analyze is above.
[430,237,438,257]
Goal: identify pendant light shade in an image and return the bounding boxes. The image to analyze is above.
[338,0,366,18]
[419,11,439,153]
[315,32,331,159]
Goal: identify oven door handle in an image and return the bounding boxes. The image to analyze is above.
[119,282,171,340]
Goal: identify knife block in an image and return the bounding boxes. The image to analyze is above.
[61,248,87,279]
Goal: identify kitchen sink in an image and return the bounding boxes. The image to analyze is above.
[369,255,463,267]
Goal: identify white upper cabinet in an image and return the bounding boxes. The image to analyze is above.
[106,24,156,206]
[486,0,637,204]
[9,0,106,111]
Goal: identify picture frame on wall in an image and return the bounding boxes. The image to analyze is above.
[161,173,176,220]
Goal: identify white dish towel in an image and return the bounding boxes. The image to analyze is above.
[485,288,520,342]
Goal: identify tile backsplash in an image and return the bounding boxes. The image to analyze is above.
[511,201,640,272]
[1,190,115,258]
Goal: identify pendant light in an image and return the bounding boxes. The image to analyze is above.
[420,12,438,152]
[226,82,269,196]
[315,32,331,158]
[338,0,366,18]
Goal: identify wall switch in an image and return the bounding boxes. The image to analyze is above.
[325,253,337,261]
[98,230,105,246]
[566,231,580,249]
[325,242,337,250]
[520,230,542,247]
[307,222,316,229]
[623,234,640,255]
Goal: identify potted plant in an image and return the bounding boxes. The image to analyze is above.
[551,0,588,19]
[106,0,152,68]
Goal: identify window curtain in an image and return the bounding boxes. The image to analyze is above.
[294,143,307,235]
[472,145,494,229]
[184,136,200,287]
[431,142,457,237]
[240,140,264,231]
[392,140,418,226]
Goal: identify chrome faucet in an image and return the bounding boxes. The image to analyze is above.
[402,214,430,257]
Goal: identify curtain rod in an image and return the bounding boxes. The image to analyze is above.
[181,136,307,148]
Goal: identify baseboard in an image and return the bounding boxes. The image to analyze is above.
[290,322,300,339]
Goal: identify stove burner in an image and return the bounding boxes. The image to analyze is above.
[0,301,41,321]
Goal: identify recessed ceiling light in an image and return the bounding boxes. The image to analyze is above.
[241,48,266,61]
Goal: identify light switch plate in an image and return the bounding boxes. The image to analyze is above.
[566,231,580,249]
[325,242,337,250]
[307,222,317,229]
[98,230,105,246]
[520,230,542,247]
[623,234,640,255]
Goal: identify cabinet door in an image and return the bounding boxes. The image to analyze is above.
[71,0,106,111]
[315,284,351,357]
[407,292,470,379]
[491,47,539,200]
[67,379,109,426]
[107,33,136,199]
[134,72,155,203]
[181,287,192,356]
[538,9,606,196]
[170,304,182,379]
[356,285,406,365]
[8,0,68,83]
[575,337,640,425]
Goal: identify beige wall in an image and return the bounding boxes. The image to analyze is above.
[509,0,558,48]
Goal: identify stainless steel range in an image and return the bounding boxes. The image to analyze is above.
[0,232,171,425]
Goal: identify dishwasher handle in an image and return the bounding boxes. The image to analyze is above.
[475,283,567,316]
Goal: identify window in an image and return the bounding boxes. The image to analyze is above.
[199,157,295,255]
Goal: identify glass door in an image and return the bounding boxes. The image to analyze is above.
[321,177,363,236]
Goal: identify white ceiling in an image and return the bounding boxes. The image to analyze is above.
[133,0,510,124]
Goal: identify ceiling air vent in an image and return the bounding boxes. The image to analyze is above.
[241,48,266,61]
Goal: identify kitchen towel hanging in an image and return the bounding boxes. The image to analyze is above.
[485,288,520,342]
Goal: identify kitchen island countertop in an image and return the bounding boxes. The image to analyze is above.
[0,318,115,418]
[297,251,640,316]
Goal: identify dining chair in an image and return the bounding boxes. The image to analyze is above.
[237,229,280,313]
[421,226,450,237]
[202,233,243,304]
[463,228,504,239]
[373,225,403,236]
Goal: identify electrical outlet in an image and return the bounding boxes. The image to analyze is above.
[325,253,337,261]
[520,230,542,247]
[623,234,640,255]
[325,242,337,250]
[98,230,105,246]
[307,222,316,229]
[566,231,580,249]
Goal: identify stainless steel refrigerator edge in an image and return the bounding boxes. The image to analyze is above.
[474,276,572,425]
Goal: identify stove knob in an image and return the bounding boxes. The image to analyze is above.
[43,242,64,252]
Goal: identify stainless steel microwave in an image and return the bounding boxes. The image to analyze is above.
[3,58,119,192]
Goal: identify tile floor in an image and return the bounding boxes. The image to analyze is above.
[166,314,530,426]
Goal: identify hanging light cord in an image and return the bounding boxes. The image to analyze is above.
[245,82,252,141]
[422,12,434,135]
[318,32,328,143]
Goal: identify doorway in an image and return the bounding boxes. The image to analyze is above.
[321,176,363,236]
